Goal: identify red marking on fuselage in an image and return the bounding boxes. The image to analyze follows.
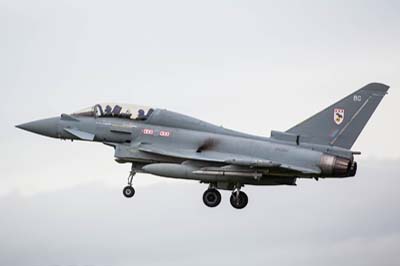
[143,129,154,135]
[159,131,171,137]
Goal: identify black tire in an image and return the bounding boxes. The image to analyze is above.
[230,191,248,209]
[202,189,222,208]
[123,186,135,198]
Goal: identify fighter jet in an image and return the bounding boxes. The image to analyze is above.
[16,83,389,209]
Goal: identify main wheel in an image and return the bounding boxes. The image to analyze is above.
[123,186,135,198]
[230,191,248,209]
[202,189,222,208]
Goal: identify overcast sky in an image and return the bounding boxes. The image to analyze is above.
[1,0,399,265]
[1,160,399,266]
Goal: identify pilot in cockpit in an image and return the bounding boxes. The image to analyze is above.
[104,105,112,116]
[73,104,153,120]
[137,108,154,120]
[137,109,146,120]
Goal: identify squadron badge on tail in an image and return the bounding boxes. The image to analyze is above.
[334,108,345,125]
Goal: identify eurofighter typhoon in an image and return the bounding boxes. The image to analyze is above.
[16,83,389,209]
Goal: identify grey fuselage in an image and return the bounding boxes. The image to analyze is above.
[17,83,391,191]
[45,109,356,187]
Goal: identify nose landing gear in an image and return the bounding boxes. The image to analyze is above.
[123,165,136,198]
[123,185,135,198]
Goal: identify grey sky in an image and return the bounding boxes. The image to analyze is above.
[1,160,399,266]
[1,1,399,265]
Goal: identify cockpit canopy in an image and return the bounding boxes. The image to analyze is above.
[73,103,154,121]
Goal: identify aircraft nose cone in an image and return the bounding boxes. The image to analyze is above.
[16,117,60,138]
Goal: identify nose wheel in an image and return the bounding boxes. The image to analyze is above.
[123,165,136,199]
[123,186,135,198]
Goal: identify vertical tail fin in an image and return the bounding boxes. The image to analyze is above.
[287,83,389,149]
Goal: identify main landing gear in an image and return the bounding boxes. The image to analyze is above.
[202,184,249,209]
[230,189,248,210]
[123,165,136,198]
[202,188,222,208]
[122,165,249,209]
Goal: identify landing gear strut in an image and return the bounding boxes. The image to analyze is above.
[230,185,248,209]
[123,165,136,198]
[202,186,222,208]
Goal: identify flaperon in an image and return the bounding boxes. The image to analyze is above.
[16,83,389,209]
